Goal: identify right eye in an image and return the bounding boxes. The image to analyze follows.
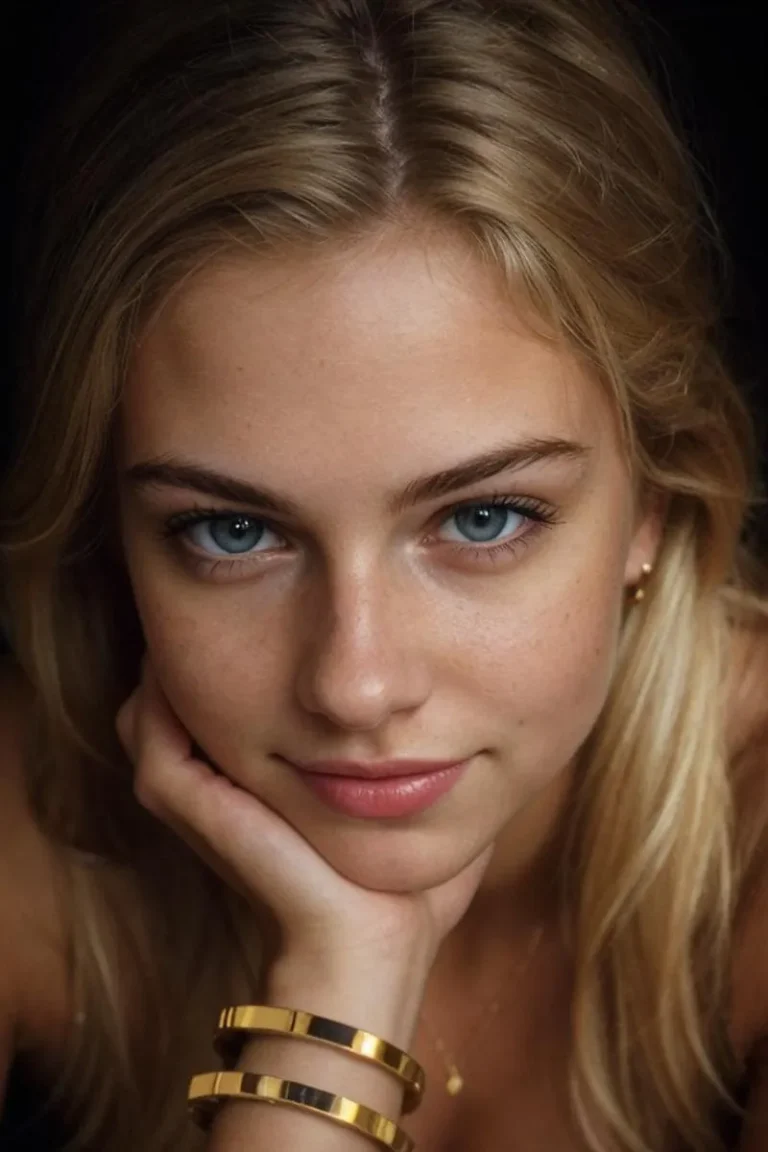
[163,509,285,557]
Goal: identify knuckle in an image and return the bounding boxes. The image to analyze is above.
[115,710,131,755]
[133,765,161,815]
[115,693,138,757]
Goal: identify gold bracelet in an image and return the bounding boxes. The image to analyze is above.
[213,1004,426,1114]
[188,1070,414,1151]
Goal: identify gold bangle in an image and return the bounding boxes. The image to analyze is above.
[188,1070,414,1151]
[213,1004,426,1114]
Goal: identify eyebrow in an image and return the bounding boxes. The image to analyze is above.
[125,437,591,519]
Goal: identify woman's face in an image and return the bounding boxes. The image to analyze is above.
[117,224,661,893]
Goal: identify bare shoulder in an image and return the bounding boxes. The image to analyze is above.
[0,656,73,1057]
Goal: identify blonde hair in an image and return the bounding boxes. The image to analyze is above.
[3,0,767,1148]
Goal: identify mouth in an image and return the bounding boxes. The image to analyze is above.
[285,758,471,819]
[283,756,469,779]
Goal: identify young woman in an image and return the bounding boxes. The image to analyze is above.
[1,1,766,1149]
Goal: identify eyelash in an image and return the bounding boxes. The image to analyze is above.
[160,492,561,578]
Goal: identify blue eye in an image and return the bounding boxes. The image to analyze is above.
[444,503,524,545]
[190,514,269,555]
[161,493,559,576]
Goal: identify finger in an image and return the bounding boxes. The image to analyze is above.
[152,800,259,905]
[117,681,238,885]
[115,692,138,759]
[133,663,341,909]
[135,661,194,768]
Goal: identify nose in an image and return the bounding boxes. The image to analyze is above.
[293,568,432,730]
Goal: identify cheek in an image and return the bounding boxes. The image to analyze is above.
[470,578,624,765]
[126,565,286,762]
[489,505,630,755]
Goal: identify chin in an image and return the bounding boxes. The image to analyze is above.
[314,828,474,894]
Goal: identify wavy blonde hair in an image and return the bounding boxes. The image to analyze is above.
[3,1,767,1149]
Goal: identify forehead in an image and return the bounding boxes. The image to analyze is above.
[122,229,615,475]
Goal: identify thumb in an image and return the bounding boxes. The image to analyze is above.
[131,664,346,916]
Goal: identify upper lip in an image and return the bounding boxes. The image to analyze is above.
[285,757,468,779]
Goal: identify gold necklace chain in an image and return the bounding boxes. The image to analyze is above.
[419,925,545,1096]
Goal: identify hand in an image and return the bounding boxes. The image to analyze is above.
[116,656,495,969]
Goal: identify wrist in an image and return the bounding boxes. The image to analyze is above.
[264,945,433,1052]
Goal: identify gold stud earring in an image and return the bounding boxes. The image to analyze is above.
[631,562,654,604]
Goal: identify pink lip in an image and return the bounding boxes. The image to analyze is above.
[286,757,467,779]
[291,760,470,819]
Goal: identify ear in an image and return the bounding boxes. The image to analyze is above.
[623,487,668,590]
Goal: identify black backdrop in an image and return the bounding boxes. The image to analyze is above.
[4,0,767,551]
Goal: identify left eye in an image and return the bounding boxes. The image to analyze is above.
[440,503,524,545]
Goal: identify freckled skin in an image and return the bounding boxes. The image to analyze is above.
[117,224,662,899]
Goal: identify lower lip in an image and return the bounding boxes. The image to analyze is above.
[292,761,470,818]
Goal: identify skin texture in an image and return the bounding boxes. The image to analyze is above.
[117,222,662,944]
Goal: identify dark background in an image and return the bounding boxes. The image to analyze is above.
[4,0,767,549]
